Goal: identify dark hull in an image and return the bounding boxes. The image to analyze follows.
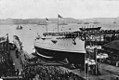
[34,46,85,65]
[79,27,101,31]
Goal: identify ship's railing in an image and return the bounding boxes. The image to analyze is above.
[81,30,119,35]
[43,32,75,36]
[43,30,119,36]
[42,30,119,41]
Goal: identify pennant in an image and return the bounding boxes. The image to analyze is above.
[46,18,49,21]
[58,14,63,18]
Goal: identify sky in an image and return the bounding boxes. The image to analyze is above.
[0,0,119,19]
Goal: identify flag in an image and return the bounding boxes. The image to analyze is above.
[46,18,49,25]
[46,18,49,21]
[58,14,63,18]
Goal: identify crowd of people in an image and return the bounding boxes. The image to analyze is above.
[0,40,12,75]
[23,65,85,80]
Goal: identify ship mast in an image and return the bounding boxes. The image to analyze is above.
[57,17,59,32]
[46,18,48,33]
[57,14,63,32]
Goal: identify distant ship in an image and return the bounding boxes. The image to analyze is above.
[16,25,23,30]
[79,27,101,31]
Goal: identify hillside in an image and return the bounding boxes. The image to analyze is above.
[0,17,119,25]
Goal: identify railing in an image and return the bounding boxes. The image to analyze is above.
[43,30,119,38]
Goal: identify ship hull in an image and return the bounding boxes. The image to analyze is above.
[34,46,85,65]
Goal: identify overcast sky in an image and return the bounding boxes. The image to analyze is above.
[0,0,119,19]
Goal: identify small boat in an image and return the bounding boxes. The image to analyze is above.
[16,25,23,30]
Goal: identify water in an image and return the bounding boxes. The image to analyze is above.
[0,23,82,54]
[0,23,119,54]
[0,24,44,54]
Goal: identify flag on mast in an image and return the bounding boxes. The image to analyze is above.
[46,18,49,24]
[45,18,48,32]
[46,18,49,21]
[58,14,63,18]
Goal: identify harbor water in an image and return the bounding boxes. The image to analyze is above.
[1,23,119,54]
[0,24,81,54]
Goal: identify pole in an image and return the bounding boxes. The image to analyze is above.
[84,53,88,80]
[46,22,48,33]
[6,34,9,51]
[87,53,89,80]
[6,34,10,59]
[46,18,49,33]
[94,48,98,75]
[57,17,59,32]
[62,19,64,31]
[85,34,89,80]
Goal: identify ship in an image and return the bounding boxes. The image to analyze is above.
[79,27,101,31]
[34,15,86,67]
[34,27,102,62]
[34,31,86,65]
[16,25,23,30]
